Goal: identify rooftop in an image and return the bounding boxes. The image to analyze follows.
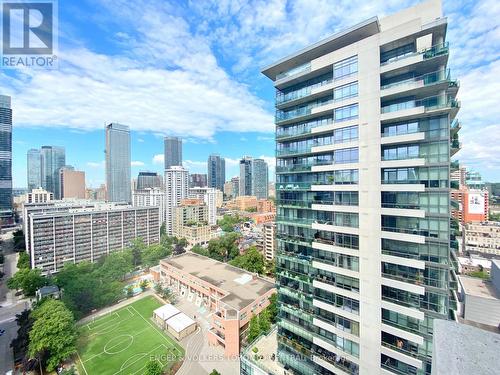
[166,312,196,333]
[459,275,499,300]
[432,320,500,375]
[153,304,180,321]
[242,328,282,375]
[161,252,275,311]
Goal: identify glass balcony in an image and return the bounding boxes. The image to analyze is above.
[276,216,314,226]
[276,62,311,81]
[450,180,459,190]
[450,138,462,156]
[276,182,311,191]
[450,160,459,171]
[381,69,457,91]
[381,94,460,114]
[450,119,461,135]
[313,345,360,374]
[380,42,449,66]
[276,146,312,156]
[382,332,425,361]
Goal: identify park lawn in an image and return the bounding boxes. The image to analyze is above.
[76,296,184,375]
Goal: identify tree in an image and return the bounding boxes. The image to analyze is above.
[13,229,26,251]
[267,293,278,324]
[247,314,261,343]
[229,247,265,275]
[143,244,171,267]
[209,370,221,375]
[126,285,134,298]
[29,299,77,372]
[7,268,49,297]
[191,245,208,257]
[130,238,146,267]
[208,232,240,262]
[17,252,31,269]
[259,308,271,334]
[10,309,34,369]
[144,360,163,375]
[140,279,149,291]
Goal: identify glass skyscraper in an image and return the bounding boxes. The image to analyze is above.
[106,123,131,203]
[27,148,41,191]
[164,136,182,169]
[258,1,459,374]
[239,156,253,196]
[0,95,12,220]
[40,146,66,200]
[251,158,269,199]
[207,154,225,191]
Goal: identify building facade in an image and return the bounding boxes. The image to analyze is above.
[152,253,276,357]
[172,199,215,245]
[263,222,276,261]
[189,187,218,225]
[105,123,131,203]
[231,176,240,198]
[40,146,66,200]
[27,148,42,192]
[207,154,225,191]
[0,95,12,222]
[463,222,500,257]
[164,166,189,234]
[451,188,489,224]
[132,187,165,224]
[189,173,208,188]
[26,203,159,274]
[239,157,253,196]
[261,1,458,374]
[137,171,162,190]
[27,188,53,204]
[164,136,182,169]
[60,168,86,199]
[251,158,269,199]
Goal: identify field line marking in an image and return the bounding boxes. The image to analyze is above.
[113,344,168,375]
[77,351,89,375]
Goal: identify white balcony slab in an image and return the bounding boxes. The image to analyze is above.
[381,323,424,346]
[381,276,425,295]
[312,260,359,279]
[380,158,425,169]
[381,207,425,218]
[312,355,351,375]
[313,298,359,322]
[381,184,425,192]
[381,300,424,321]
[381,80,424,97]
[311,118,358,134]
[381,230,426,244]
[381,132,425,145]
[313,336,359,364]
[380,54,424,74]
[313,279,359,301]
[381,254,425,270]
[312,184,359,191]
[380,345,423,369]
[312,204,359,213]
[380,106,425,122]
[312,163,359,172]
[311,140,358,153]
[312,222,359,236]
[312,241,359,257]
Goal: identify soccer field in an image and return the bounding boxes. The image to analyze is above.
[77,296,184,375]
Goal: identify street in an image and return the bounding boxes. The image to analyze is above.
[0,230,27,374]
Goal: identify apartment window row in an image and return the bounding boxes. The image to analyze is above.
[381,215,449,240]
[317,327,360,358]
[382,141,449,163]
[313,191,359,206]
[277,125,358,152]
[382,191,449,214]
[382,262,448,289]
[313,249,359,271]
[314,232,359,250]
[314,288,360,315]
[382,166,449,188]
[335,103,358,122]
[315,211,359,228]
[276,115,333,139]
[334,82,358,101]
[276,169,359,185]
[316,268,360,292]
[380,42,414,64]
[382,286,448,315]
[276,72,333,104]
[333,56,358,80]
[276,94,333,122]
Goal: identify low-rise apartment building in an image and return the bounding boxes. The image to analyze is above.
[152,253,276,357]
[263,222,276,261]
[463,221,500,257]
[172,199,217,245]
[25,202,160,274]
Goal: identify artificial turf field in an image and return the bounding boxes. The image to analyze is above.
[76,296,184,375]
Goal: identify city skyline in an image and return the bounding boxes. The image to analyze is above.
[2,0,499,189]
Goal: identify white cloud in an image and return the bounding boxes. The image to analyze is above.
[224,158,241,167]
[183,160,207,173]
[152,154,164,165]
[137,138,145,143]
[131,161,145,166]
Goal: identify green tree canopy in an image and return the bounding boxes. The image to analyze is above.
[247,314,261,343]
[29,299,77,372]
[229,246,265,275]
[144,360,163,375]
[17,252,31,269]
[7,268,49,296]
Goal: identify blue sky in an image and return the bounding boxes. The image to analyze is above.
[3,0,500,187]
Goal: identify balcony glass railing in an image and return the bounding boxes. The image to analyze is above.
[276,97,334,123]
[276,182,311,191]
[276,75,334,105]
[276,62,311,80]
[381,42,449,66]
[381,94,459,114]
[381,69,454,90]
[276,147,312,156]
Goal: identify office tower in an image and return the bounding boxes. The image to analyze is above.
[137,171,162,190]
[239,156,253,196]
[40,146,66,200]
[207,154,225,191]
[132,187,165,224]
[189,173,208,188]
[105,123,131,203]
[259,1,459,374]
[164,166,188,234]
[231,176,240,198]
[189,187,218,225]
[60,168,86,199]
[251,158,269,199]
[25,202,159,274]
[0,95,12,221]
[164,136,182,169]
[27,149,42,191]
